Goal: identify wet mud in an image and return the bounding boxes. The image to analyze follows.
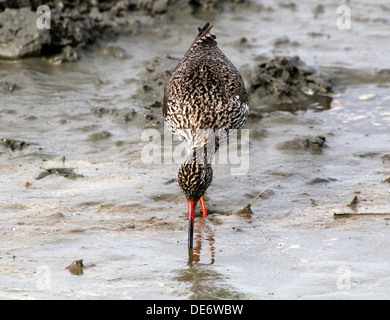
[1,0,390,299]
[245,56,333,111]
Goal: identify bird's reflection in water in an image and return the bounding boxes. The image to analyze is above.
[175,219,244,299]
[188,219,215,265]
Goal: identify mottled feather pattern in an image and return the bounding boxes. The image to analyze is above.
[163,30,248,135]
[163,23,248,201]
[178,164,213,201]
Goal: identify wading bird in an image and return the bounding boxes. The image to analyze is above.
[163,23,248,249]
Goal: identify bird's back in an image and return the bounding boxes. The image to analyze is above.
[163,24,248,142]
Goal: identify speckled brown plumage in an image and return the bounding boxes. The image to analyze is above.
[177,163,213,202]
[163,23,248,203]
[164,23,248,249]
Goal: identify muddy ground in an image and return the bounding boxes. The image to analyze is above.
[1,0,390,299]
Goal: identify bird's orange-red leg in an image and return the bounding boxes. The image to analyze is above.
[200,196,208,218]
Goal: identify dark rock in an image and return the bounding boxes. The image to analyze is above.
[149,101,162,108]
[110,0,137,17]
[49,9,99,51]
[0,138,29,151]
[347,195,359,210]
[93,76,109,86]
[88,130,112,141]
[0,0,31,10]
[0,8,51,59]
[278,2,296,11]
[138,0,169,15]
[91,107,137,124]
[189,0,219,10]
[273,36,299,47]
[277,135,326,153]
[0,0,251,61]
[0,81,19,93]
[245,56,333,111]
[93,107,118,116]
[189,0,249,11]
[313,4,325,19]
[48,45,80,64]
[0,1,141,60]
[307,177,332,185]
[99,45,130,60]
[118,109,137,123]
[36,168,84,180]
[66,259,84,276]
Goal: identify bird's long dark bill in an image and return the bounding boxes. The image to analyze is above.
[188,200,197,249]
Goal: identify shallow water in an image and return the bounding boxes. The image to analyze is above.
[1,0,390,299]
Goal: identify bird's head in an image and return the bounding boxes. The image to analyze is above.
[178,163,213,249]
[178,163,213,202]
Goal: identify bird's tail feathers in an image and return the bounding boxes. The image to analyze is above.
[190,22,216,47]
